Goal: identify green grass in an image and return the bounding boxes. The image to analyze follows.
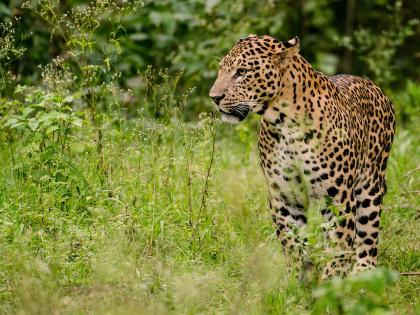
[0,109,419,314]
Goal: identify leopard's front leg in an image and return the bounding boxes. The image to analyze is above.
[270,198,308,259]
[322,189,357,279]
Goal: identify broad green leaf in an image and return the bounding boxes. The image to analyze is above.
[3,117,18,128]
[38,111,59,122]
[71,118,83,128]
[10,121,25,129]
[56,112,69,120]
[28,120,39,131]
[22,107,35,117]
[46,125,59,134]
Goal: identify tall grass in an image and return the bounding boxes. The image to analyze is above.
[1,90,419,313]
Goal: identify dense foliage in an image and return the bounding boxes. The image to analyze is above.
[0,0,419,314]
[1,0,420,115]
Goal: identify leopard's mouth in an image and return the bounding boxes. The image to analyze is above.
[219,103,250,123]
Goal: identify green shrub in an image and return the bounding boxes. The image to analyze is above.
[313,268,398,315]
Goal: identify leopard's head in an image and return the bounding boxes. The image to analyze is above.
[209,35,299,123]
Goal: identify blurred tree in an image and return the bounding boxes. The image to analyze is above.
[0,0,418,114]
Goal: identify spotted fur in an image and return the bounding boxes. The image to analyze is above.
[209,35,395,277]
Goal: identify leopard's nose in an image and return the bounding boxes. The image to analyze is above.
[211,94,225,105]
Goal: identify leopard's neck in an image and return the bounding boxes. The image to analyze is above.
[262,55,342,129]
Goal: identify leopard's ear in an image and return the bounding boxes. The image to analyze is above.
[283,36,299,48]
[275,36,300,55]
[283,36,300,53]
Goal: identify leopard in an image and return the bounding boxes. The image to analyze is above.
[209,34,395,278]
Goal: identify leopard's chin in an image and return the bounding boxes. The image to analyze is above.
[221,112,241,124]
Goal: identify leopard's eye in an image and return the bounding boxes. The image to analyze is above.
[236,68,248,77]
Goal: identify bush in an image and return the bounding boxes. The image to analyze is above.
[313,268,398,314]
